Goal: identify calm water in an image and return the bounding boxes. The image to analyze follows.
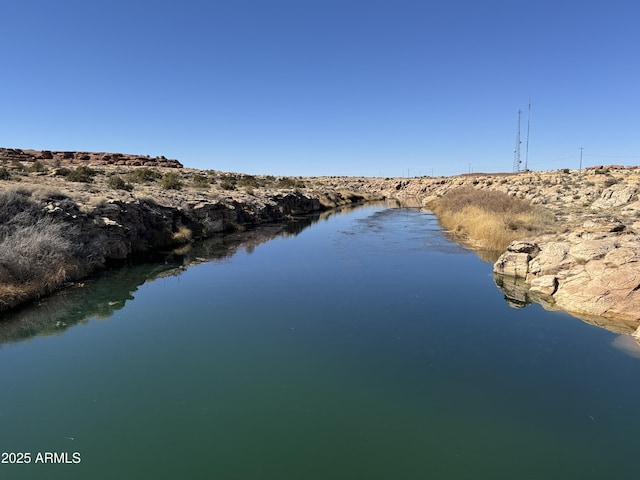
[1,204,640,479]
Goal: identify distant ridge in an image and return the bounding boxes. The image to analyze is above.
[0,147,183,168]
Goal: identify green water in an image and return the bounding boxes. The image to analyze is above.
[1,204,639,479]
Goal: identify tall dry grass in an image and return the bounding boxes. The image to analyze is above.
[0,190,83,310]
[428,187,554,252]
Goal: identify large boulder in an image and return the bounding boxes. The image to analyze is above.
[493,241,540,278]
[591,184,638,209]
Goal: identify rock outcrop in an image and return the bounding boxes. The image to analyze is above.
[494,219,640,328]
[45,190,339,265]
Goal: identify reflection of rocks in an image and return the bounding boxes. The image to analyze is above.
[612,334,640,358]
[493,274,531,308]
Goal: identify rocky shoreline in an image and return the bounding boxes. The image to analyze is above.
[1,148,639,335]
[326,168,640,335]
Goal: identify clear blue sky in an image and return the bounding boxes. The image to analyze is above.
[2,0,638,177]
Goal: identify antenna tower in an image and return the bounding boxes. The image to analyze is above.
[513,109,522,173]
[524,100,531,171]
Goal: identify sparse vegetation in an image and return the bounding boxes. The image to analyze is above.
[125,167,162,184]
[220,177,237,190]
[160,172,182,190]
[276,177,305,189]
[427,187,554,252]
[66,165,97,182]
[107,175,133,191]
[192,174,210,188]
[28,161,47,173]
[0,167,10,180]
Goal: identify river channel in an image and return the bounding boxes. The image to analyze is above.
[1,203,639,479]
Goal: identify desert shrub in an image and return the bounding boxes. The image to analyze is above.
[10,159,25,171]
[107,175,133,191]
[604,178,620,188]
[66,165,96,182]
[562,168,570,174]
[427,187,554,252]
[125,167,162,184]
[237,175,259,188]
[220,178,237,190]
[276,177,305,188]
[54,167,72,176]
[160,172,182,190]
[0,167,10,180]
[192,174,210,188]
[28,161,47,173]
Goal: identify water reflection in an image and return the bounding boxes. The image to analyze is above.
[494,272,640,350]
[0,201,408,347]
[0,212,327,347]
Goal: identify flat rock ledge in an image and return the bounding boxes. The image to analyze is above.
[494,221,640,334]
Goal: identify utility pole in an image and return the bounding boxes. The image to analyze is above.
[579,147,584,170]
[513,109,522,173]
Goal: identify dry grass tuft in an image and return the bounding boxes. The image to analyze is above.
[0,190,84,310]
[428,187,554,252]
[172,226,193,244]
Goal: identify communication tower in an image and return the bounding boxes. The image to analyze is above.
[524,100,531,171]
[513,109,522,173]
